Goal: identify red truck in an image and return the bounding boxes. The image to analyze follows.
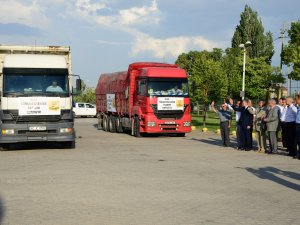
[95,62,191,137]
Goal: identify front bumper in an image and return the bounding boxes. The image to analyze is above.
[0,122,75,143]
[140,114,191,133]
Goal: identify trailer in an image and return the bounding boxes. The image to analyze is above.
[95,62,191,137]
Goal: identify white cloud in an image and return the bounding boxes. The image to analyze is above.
[119,0,160,26]
[72,0,221,58]
[0,0,49,28]
[75,0,107,14]
[94,39,131,46]
[73,0,221,58]
[0,0,222,59]
[74,0,160,27]
[131,32,221,58]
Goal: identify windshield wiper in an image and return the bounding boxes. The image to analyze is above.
[44,92,68,96]
[4,92,27,97]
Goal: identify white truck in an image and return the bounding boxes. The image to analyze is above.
[0,45,81,149]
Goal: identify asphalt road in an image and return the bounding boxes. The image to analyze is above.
[0,118,299,225]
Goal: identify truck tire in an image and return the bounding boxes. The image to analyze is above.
[103,115,108,132]
[97,116,102,130]
[134,116,141,137]
[109,115,117,133]
[116,117,123,133]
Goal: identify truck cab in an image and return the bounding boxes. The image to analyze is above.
[0,45,80,149]
[133,66,191,136]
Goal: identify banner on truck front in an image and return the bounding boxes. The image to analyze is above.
[106,94,116,112]
[19,97,61,116]
[157,97,184,111]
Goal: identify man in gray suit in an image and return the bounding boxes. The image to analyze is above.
[249,100,267,152]
[263,99,280,154]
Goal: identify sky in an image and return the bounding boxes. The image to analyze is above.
[0,0,299,88]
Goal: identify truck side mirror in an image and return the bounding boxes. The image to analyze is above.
[76,79,82,92]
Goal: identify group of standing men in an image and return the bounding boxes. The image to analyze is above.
[211,96,300,160]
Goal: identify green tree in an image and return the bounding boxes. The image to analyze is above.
[73,81,96,103]
[232,5,274,64]
[176,50,228,126]
[244,57,284,100]
[282,21,300,80]
[222,48,242,99]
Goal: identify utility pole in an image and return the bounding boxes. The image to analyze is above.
[239,41,252,100]
[280,23,287,71]
[279,22,289,96]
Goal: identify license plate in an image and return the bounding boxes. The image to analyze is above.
[165,121,176,124]
[29,126,46,131]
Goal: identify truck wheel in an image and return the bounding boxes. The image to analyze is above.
[134,116,141,137]
[176,133,186,137]
[109,115,117,133]
[97,116,102,130]
[116,117,123,133]
[103,115,108,131]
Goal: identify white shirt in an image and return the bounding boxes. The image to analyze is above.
[280,105,287,122]
[46,85,64,92]
[285,104,297,122]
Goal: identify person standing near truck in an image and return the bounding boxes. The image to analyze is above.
[263,99,280,154]
[211,101,232,147]
[248,100,267,152]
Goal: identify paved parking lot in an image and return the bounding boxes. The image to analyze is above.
[0,118,299,225]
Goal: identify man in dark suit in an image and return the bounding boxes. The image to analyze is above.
[230,98,253,150]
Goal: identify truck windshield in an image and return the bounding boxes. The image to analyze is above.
[148,78,189,97]
[3,68,69,97]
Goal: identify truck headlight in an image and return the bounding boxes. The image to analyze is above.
[60,128,73,133]
[147,121,156,127]
[183,122,191,127]
[2,129,15,135]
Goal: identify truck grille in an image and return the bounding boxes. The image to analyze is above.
[2,110,70,123]
[151,104,188,120]
[159,124,178,131]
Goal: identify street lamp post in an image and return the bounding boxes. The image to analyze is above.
[239,41,252,100]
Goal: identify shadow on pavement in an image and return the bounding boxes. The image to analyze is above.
[1,142,68,151]
[0,196,4,225]
[190,137,224,147]
[245,167,300,192]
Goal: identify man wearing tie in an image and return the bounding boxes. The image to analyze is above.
[279,98,288,149]
[234,100,242,149]
[230,98,253,150]
[249,100,267,152]
[285,97,297,157]
[264,99,280,154]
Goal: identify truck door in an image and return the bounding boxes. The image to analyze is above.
[136,79,147,115]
